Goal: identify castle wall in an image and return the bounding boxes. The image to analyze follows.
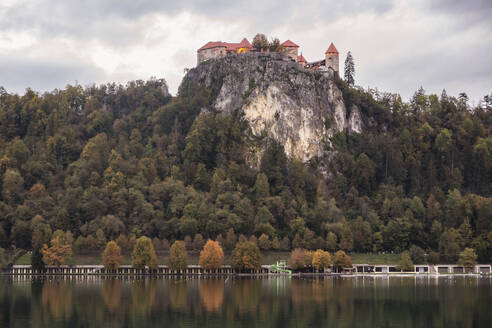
[198,47,226,64]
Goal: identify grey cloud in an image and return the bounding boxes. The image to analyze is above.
[1,1,395,43]
[359,38,492,102]
[0,0,490,101]
[0,56,107,94]
[425,0,492,15]
[421,0,492,27]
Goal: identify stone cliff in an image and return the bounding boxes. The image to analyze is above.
[181,53,362,163]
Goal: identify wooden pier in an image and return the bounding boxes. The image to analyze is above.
[5,264,271,276]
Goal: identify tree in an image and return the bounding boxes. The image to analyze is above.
[333,250,352,272]
[231,241,261,271]
[254,173,270,202]
[439,228,461,262]
[325,232,338,252]
[169,240,188,271]
[224,228,237,251]
[103,241,122,270]
[192,234,205,250]
[258,233,272,250]
[340,225,354,252]
[409,245,426,264]
[398,251,414,271]
[289,248,306,270]
[31,216,51,271]
[344,51,355,85]
[312,249,331,271]
[199,239,224,270]
[132,236,157,269]
[41,236,72,266]
[116,234,131,253]
[252,33,269,51]
[458,248,477,268]
[269,38,283,52]
[280,236,291,251]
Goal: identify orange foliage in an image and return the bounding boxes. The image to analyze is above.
[199,239,224,270]
[41,236,72,266]
[103,240,122,270]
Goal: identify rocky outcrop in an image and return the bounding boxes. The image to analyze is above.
[181,53,361,162]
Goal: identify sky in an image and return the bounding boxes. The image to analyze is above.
[0,0,491,104]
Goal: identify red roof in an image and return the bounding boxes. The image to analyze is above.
[325,42,339,54]
[281,40,299,47]
[198,38,252,52]
[297,53,307,63]
[198,41,226,51]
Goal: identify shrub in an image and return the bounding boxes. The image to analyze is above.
[333,250,352,271]
[231,241,261,271]
[169,240,188,271]
[199,240,224,270]
[132,236,157,269]
[312,249,332,271]
[289,248,305,270]
[103,241,122,270]
[398,251,414,271]
[458,248,477,268]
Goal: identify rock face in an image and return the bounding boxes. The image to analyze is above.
[181,53,361,162]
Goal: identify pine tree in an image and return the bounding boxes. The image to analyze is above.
[344,51,355,85]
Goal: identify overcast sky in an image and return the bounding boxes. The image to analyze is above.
[1,0,491,103]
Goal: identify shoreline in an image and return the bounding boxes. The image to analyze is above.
[2,272,491,278]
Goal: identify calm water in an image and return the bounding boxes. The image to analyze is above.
[0,276,491,327]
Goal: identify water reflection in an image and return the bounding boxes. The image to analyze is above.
[199,279,224,312]
[41,282,72,320]
[102,279,121,311]
[0,276,491,327]
[132,279,156,315]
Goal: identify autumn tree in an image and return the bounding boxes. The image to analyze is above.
[132,236,157,269]
[231,241,261,271]
[258,233,272,250]
[199,239,224,270]
[312,249,332,271]
[289,248,306,270]
[169,240,188,271]
[41,235,72,266]
[333,250,352,272]
[103,241,122,270]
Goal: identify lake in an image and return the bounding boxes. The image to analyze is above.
[1,276,491,327]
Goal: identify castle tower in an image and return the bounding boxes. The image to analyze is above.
[325,42,339,73]
[281,40,299,61]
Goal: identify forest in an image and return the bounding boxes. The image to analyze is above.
[0,74,491,266]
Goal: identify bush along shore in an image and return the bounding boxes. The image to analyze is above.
[3,237,490,276]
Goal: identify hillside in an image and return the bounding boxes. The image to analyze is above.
[0,54,491,264]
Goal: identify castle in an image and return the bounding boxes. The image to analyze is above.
[197,38,339,73]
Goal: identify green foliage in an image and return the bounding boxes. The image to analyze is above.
[398,251,414,271]
[333,250,352,271]
[344,51,355,85]
[132,236,157,269]
[169,240,188,271]
[0,77,490,265]
[231,241,261,271]
[458,248,477,268]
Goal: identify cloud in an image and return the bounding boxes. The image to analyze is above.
[0,0,490,103]
[0,56,107,93]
